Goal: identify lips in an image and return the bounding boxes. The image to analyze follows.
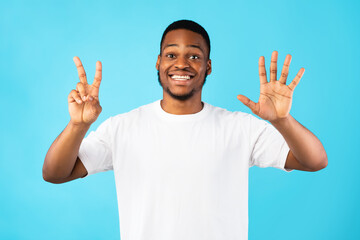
[168,71,195,82]
[168,75,193,86]
[171,75,191,81]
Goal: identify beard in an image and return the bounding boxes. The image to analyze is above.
[157,71,207,101]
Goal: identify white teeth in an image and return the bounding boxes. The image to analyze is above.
[171,75,191,81]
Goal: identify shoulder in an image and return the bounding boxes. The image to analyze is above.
[205,103,269,133]
[108,100,158,124]
[205,102,256,122]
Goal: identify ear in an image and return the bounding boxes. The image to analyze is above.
[156,55,160,70]
[206,59,212,75]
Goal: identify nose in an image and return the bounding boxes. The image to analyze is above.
[174,56,189,69]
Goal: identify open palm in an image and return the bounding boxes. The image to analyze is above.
[237,51,304,122]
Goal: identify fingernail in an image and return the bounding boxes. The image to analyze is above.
[82,96,86,101]
[77,99,82,104]
[89,96,93,101]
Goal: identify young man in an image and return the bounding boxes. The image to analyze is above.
[43,20,327,240]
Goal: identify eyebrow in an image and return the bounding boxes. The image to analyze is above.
[163,44,204,53]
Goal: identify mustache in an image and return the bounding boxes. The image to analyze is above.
[156,71,208,101]
[156,71,208,86]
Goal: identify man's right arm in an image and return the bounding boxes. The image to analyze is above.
[43,57,103,184]
[42,122,90,183]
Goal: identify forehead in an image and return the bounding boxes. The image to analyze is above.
[162,29,208,54]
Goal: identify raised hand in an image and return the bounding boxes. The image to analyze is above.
[237,51,304,123]
[68,57,103,126]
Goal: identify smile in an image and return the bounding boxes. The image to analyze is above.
[170,75,192,81]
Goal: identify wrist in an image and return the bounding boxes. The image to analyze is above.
[68,120,91,132]
[269,115,292,128]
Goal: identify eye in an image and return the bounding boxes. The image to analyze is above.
[166,54,175,58]
[189,55,200,60]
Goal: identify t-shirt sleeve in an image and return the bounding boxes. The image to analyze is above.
[248,115,292,172]
[78,117,113,176]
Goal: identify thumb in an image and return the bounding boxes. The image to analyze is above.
[237,95,259,113]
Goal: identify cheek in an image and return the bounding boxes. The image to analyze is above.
[197,63,207,74]
[159,62,170,73]
[158,66,171,81]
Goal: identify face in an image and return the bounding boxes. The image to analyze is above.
[156,29,212,101]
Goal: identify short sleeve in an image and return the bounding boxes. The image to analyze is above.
[78,117,113,176]
[248,115,292,172]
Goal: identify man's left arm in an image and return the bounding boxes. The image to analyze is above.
[270,115,327,171]
[237,51,327,172]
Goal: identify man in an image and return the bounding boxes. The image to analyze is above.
[43,20,327,240]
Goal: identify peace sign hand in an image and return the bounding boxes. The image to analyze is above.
[237,51,304,123]
[68,57,103,126]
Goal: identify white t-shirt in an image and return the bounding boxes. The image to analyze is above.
[78,100,291,240]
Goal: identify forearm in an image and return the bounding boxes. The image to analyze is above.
[270,115,328,170]
[43,121,90,180]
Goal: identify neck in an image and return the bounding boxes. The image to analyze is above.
[161,93,203,115]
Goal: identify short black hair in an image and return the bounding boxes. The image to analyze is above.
[160,20,211,58]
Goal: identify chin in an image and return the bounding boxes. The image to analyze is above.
[165,87,195,101]
[157,71,207,101]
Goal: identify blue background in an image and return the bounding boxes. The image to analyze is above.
[1,0,359,239]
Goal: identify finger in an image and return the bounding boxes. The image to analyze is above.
[270,51,278,82]
[91,61,102,96]
[258,56,267,84]
[288,68,305,91]
[237,95,259,114]
[279,54,292,84]
[68,89,83,104]
[73,56,88,84]
[76,82,87,101]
